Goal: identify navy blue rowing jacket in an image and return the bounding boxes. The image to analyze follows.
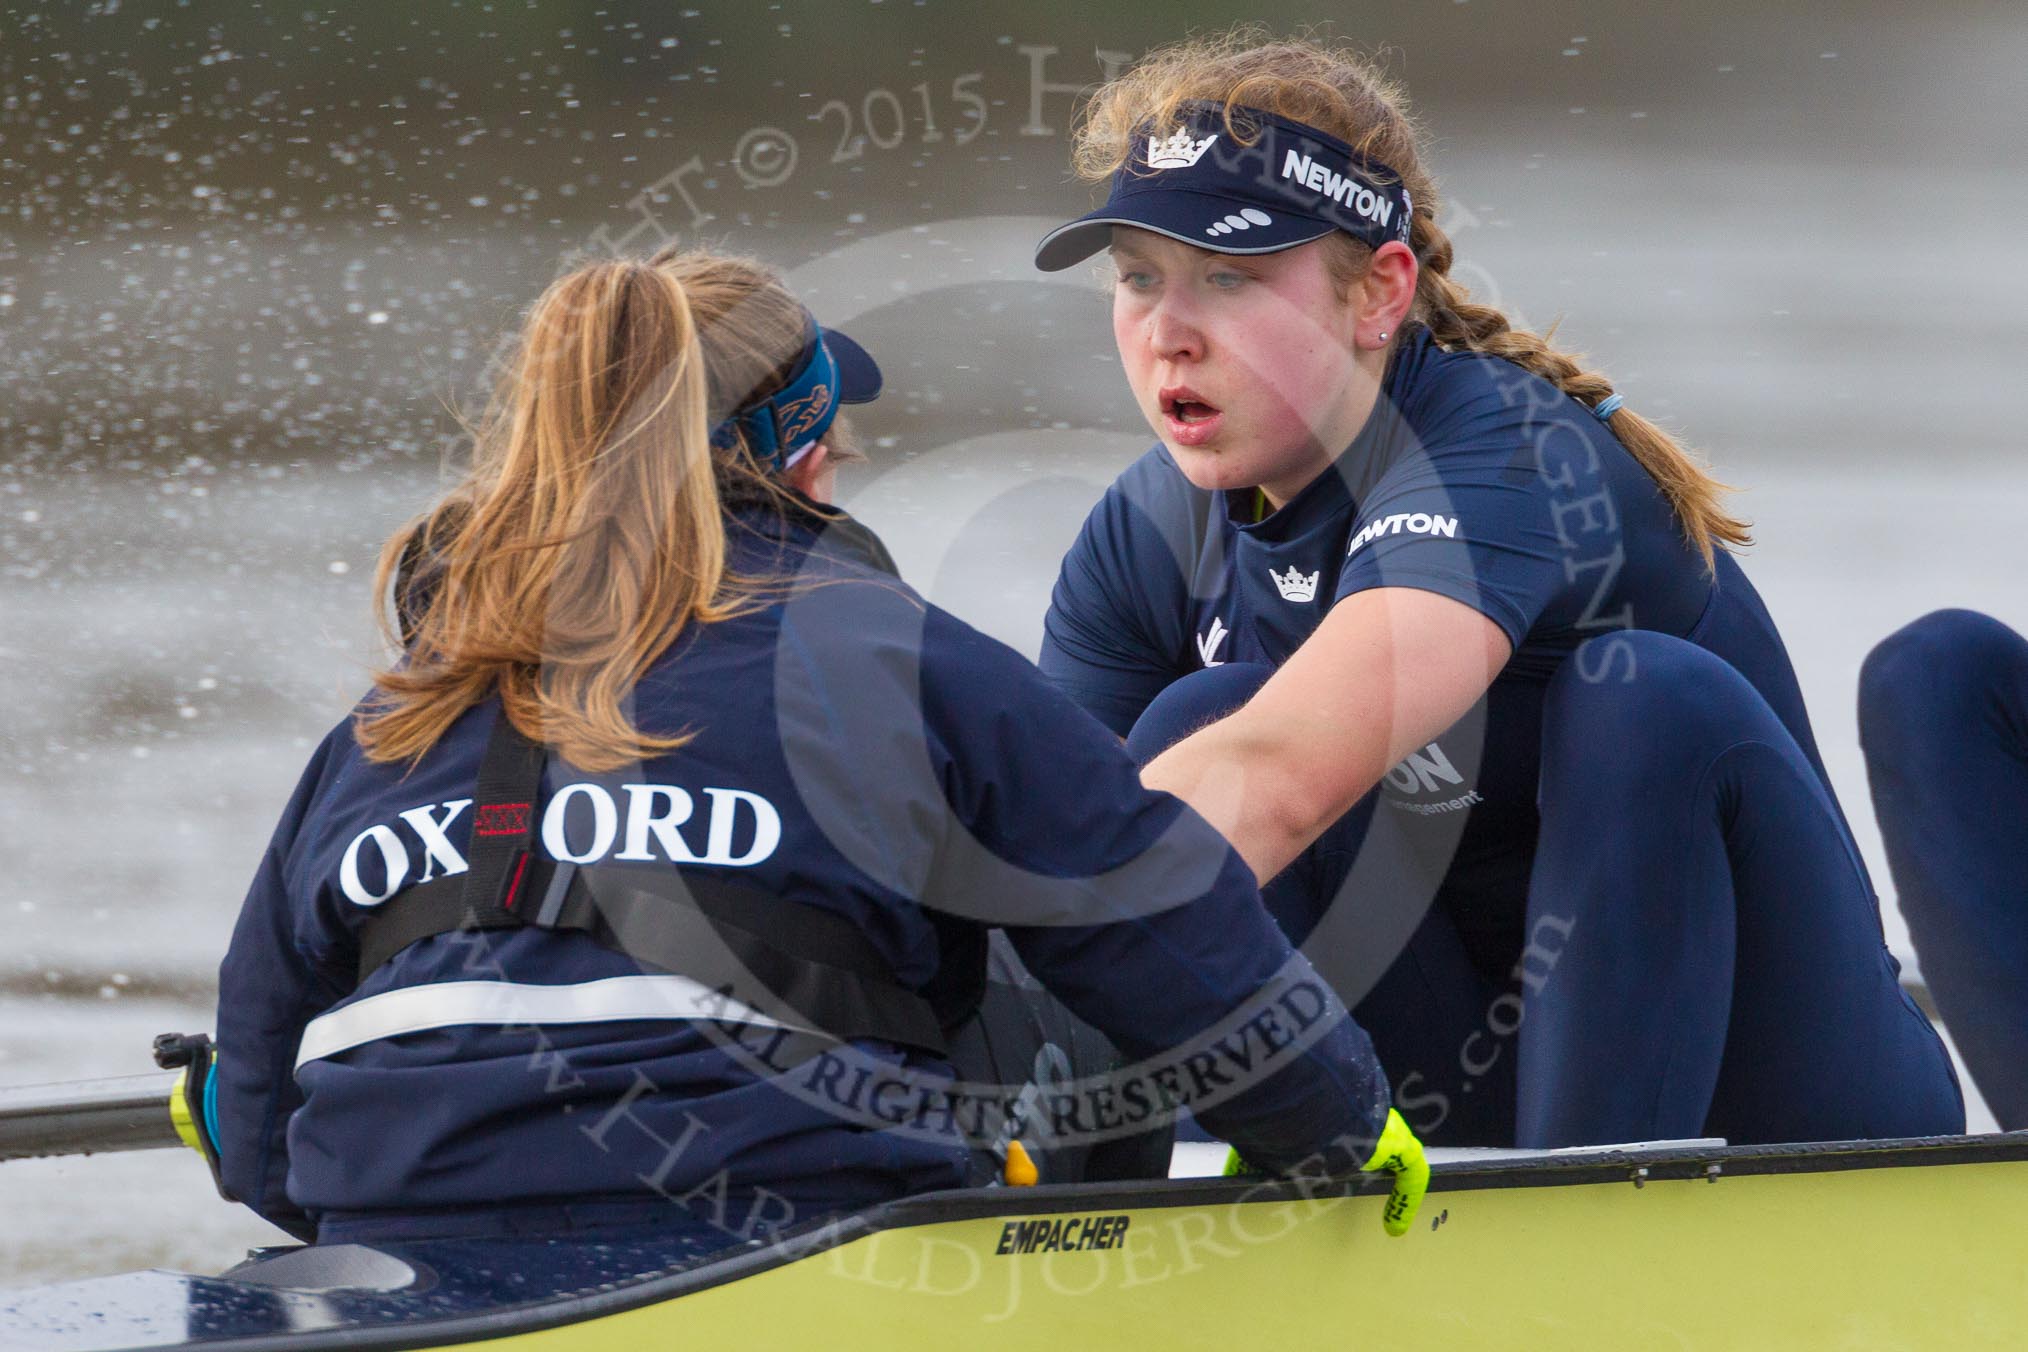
[215,502,1392,1242]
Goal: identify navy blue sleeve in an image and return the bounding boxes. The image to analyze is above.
[771,574,1391,1171]
[1335,364,1588,648]
[1039,446,1203,737]
[923,610,1392,1172]
[214,725,356,1240]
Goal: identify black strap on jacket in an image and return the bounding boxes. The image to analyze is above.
[354,711,969,1058]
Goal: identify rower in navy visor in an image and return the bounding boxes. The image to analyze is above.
[1033,35,1963,1149]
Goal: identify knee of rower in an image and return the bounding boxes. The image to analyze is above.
[1543,632,1760,777]
[1125,662,1275,766]
[1860,609,2019,736]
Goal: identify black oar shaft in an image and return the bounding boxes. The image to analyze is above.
[0,1072,182,1161]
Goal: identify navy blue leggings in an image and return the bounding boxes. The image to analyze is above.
[1129,632,1962,1148]
[1861,609,2028,1130]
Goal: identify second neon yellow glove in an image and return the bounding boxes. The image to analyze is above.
[1360,1108,1428,1237]
[1222,1108,1428,1238]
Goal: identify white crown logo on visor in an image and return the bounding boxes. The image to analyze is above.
[1205,207,1274,238]
[1147,128,1219,170]
[1271,565,1320,603]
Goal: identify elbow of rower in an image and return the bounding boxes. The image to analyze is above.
[1262,774,1343,866]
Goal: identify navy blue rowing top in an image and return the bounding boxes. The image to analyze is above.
[1041,324,1829,933]
[216,500,1392,1243]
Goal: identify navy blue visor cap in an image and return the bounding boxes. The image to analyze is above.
[1035,101,1414,272]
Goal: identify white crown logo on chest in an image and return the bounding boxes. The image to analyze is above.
[1146,128,1219,170]
[1271,565,1320,604]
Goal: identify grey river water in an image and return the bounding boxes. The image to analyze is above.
[3,0,2026,1289]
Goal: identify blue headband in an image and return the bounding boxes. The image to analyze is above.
[1036,101,1415,271]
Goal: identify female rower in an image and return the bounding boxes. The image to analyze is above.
[1033,32,1963,1148]
[1860,609,2028,1130]
[203,246,1422,1261]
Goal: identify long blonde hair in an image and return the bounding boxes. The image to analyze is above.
[359,249,822,772]
[1074,29,1750,566]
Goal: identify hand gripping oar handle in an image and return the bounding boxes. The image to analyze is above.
[0,1071,184,1161]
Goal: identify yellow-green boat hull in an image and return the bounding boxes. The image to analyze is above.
[7,1135,2025,1350]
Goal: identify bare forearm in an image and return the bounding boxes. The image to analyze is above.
[1141,710,1385,884]
[1140,591,1512,886]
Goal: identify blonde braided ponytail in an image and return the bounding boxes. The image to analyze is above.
[1409,212,1748,566]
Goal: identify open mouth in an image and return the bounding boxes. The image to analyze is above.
[1159,387,1224,445]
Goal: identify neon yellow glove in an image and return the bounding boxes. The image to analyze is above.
[168,1065,206,1153]
[1361,1108,1428,1237]
[1223,1108,1428,1238]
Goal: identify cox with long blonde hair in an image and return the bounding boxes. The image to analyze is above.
[363,248,868,772]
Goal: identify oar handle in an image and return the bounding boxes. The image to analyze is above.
[0,1071,183,1161]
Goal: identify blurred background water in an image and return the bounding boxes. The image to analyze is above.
[3,0,2024,1284]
